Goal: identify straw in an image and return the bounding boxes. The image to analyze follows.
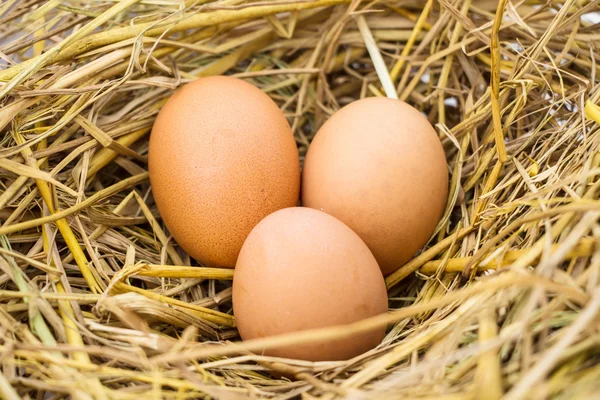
[1,1,599,398]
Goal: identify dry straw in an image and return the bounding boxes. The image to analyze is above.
[1,0,599,399]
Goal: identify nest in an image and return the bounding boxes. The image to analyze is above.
[1,0,599,398]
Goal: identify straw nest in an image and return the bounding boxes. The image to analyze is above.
[1,0,599,399]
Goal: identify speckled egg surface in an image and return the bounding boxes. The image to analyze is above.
[149,76,300,268]
[301,97,448,276]
[232,207,388,361]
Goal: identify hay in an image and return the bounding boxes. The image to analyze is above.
[1,0,599,398]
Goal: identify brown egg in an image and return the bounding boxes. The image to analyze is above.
[149,76,300,268]
[302,97,448,276]
[233,207,388,361]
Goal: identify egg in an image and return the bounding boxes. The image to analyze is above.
[232,207,388,361]
[301,97,448,276]
[149,76,300,268]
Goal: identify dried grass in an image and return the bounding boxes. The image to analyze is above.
[1,0,600,399]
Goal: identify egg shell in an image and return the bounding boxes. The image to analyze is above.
[232,207,388,362]
[149,76,300,268]
[301,97,448,276]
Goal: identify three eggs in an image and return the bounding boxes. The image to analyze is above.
[149,76,448,361]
